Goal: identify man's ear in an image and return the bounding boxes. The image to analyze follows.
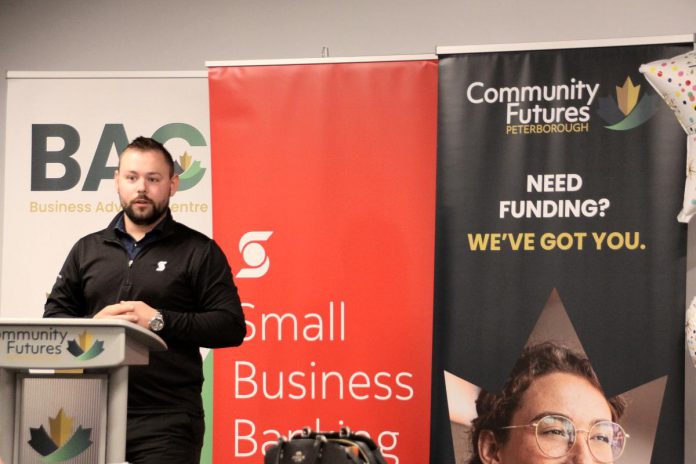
[478,430,502,464]
[170,174,180,196]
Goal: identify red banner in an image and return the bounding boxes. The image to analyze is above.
[209,59,437,463]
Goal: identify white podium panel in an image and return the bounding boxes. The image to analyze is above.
[0,319,166,464]
[16,375,107,464]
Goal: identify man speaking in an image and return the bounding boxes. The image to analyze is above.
[44,136,246,463]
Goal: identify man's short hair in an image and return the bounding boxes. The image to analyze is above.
[120,136,175,177]
[468,341,626,464]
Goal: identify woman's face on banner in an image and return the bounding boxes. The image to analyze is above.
[484,372,614,464]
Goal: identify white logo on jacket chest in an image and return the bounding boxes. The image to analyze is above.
[291,451,306,463]
[155,261,167,272]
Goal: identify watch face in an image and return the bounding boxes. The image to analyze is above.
[149,315,164,332]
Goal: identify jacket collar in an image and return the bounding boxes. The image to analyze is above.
[104,209,176,241]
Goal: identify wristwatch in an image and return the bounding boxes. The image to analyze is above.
[148,311,164,332]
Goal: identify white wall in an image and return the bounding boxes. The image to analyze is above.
[1,0,695,461]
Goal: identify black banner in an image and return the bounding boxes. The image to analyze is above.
[432,43,689,464]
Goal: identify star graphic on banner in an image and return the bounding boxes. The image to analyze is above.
[444,289,666,464]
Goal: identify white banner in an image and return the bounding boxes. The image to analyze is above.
[2,72,211,318]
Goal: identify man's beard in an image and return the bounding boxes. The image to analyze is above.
[121,196,168,226]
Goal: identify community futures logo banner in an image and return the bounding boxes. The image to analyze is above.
[433,42,689,464]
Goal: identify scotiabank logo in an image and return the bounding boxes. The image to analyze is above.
[30,122,207,192]
[236,231,273,278]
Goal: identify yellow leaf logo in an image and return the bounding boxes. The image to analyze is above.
[49,408,74,447]
[616,77,641,116]
[179,151,192,171]
[79,330,93,351]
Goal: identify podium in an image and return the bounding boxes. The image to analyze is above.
[0,318,166,464]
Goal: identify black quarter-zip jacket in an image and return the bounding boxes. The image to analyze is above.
[44,211,246,414]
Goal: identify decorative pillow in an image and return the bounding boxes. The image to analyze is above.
[640,50,696,135]
[677,135,696,223]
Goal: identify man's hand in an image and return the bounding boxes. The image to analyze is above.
[94,301,157,329]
